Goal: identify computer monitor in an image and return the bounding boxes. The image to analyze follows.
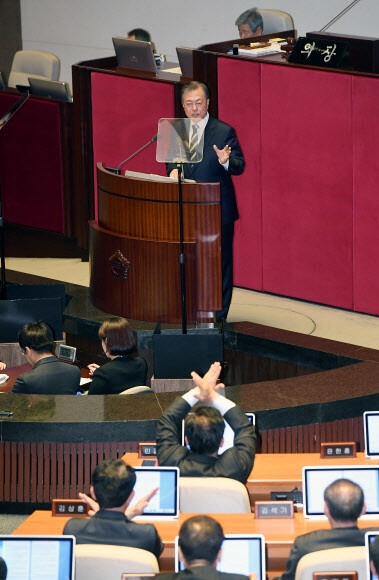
[175,534,265,579]
[176,47,194,77]
[112,37,157,73]
[303,465,379,518]
[0,535,75,579]
[364,412,379,458]
[129,466,179,519]
[182,412,255,455]
[28,78,72,102]
[365,531,379,580]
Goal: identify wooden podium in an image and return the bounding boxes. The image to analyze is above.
[89,164,222,323]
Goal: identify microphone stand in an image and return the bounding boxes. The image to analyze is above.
[177,163,187,334]
[320,0,362,32]
[105,135,158,175]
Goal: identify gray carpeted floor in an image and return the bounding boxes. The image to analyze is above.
[0,514,28,534]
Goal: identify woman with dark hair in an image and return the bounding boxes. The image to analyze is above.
[87,317,147,395]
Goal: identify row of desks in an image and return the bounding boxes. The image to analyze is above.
[12,452,379,576]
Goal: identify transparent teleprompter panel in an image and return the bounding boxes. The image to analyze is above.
[156,118,203,164]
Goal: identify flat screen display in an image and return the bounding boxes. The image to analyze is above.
[130,467,179,518]
[0,536,75,579]
[176,534,265,579]
[364,412,379,457]
[303,466,379,518]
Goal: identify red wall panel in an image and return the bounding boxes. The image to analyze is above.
[352,75,379,315]
[217,58,263,290]
[0,94,65,233]
[91,73,175,219]
[261,64,353,308]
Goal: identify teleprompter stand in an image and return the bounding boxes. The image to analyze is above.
[152,118,223,379]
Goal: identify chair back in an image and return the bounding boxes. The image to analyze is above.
[179,477,251,513]
[119,386,152,395]
[8,50,60,88]
[75,544,159,580]
[259,9,294,35]
[295,546,366,580]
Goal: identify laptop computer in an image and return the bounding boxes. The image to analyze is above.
[365,531,379,580]
[176,47,194,77]
[175,533,265,579]
[112,37,157,73]
[28,78,72,102]
[130,466,179,519]
[303,465,379,518]
[0,535,75,579]
[364,412,379,458]
[182,412,255,455]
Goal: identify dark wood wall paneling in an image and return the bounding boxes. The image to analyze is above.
[0,0,21,82]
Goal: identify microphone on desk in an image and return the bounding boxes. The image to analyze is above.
[105,133,159,175]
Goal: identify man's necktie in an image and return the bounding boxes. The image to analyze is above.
[189,124,199,161]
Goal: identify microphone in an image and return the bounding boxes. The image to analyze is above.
[319,0,362,32]
[105,134,159,175]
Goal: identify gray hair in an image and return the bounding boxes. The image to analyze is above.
[235,8,264,33]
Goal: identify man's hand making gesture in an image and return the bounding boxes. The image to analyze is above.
[191,361,225,403]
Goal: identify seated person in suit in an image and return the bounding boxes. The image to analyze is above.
[280,478,379,580]
[0,361,6,370]
[235,8,263,38]
[127,28,151,42]
[156,362,256,484]
[369,535,379,576]
[11,322,80,395]
[156,514,249,580]
[63,458,163,558]
[87,317,147,395]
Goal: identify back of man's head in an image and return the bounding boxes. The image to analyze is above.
[185,407,224,455]
[92,459,136,509]
[324,478,364,523]
[179,515,224,566]
[18,321,54,354]
[370,536,379,576]
[127,28,151,42]
[0,557,7,580]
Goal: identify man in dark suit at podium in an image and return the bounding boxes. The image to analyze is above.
[166,81,245,321]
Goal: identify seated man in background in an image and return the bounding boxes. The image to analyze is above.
[127,28,151,42]
[11,322,80,395]
[156,514,250,580]
[64,459,163,558]
[0,558,6,580]
[235,8,263,38]
[369,535,379,577]
[156,362,256,484]
[280,478,379,580]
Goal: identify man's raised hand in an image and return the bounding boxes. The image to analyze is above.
[191,361,225,402]
[125,487,159,519]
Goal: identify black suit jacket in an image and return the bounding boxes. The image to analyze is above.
[157,565,248,580]
[87,355,147,395]
[280,526,379,580]
[166,116,244,225]
[63,509,163,558]
[11,356,80,395]
[156,397,256,484]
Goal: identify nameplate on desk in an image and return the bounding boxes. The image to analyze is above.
[52,499,89,516]
[320,442,356,458]
[255,500,294,518]
[288,37,349,68]
[138,442,157,458]
[313,573,357,580]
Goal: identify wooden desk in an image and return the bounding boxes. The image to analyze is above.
[12,509,378,577]
[121,451,379,504]
[0,363,31,393]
